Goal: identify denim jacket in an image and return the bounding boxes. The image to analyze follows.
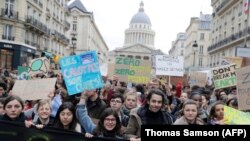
[76,104,96,133]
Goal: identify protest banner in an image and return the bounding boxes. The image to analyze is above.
[17,66,29,80]
[221,57,243,68]
[212,64,237,89]
[108,63,115,79]
[59,51,103,95]
[155,55,184,76]
[114,57,151,84]
[28,57,50,76]
[224,106,250,124]
[189,72,207,87]
[236,66,250,110]
[12,78,57,100]
[0,120,128,141]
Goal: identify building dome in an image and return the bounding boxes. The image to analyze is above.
[130,2,151,25]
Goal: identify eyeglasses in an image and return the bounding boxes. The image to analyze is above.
[110,99,122,103]
[104,118,116,122]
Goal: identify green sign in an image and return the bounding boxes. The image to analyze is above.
[17,66,29,80]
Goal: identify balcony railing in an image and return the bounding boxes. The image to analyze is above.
[33,0,38,4]
[31,42,37,47]
[215,0,238,15]
[25,40,30,45]
[26,16,50,35]
[0,8,19,20]
[208,26,250,52]
[2,35,15,41]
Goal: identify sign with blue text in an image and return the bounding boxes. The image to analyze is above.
[59,51,103,95]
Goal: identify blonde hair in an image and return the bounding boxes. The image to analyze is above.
[36,99,51,111]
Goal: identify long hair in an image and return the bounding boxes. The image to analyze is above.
[53,102,77,131]
[208,101,224,121]
[95,108,121,135]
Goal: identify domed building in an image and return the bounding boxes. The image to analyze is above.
[109,1,163,62]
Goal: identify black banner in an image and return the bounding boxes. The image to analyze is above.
[0,120,127,141]
[141,125,250,141]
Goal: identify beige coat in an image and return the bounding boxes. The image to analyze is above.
[125,108,141,139]
[173,116,205,125]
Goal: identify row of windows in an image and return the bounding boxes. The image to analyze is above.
[130,24,150,30]
[119,55,150,60]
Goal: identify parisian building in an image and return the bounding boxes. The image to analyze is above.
[184,12,212,73]
[67,0,109,65]
[109,1,165,64]
[0,0,71,69]
[168,32,186,57]
[208,0,250,67]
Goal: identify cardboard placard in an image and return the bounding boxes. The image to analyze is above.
[114,57,151,84]
[12,78,57,100]
[155,55,184,76]
[189,72,207,87]
[28,57,50,76]
[236,66,250,110]
[212,64,237,89]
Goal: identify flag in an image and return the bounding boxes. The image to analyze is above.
[244,0,250,14]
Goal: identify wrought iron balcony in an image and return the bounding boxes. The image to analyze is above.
[26,16,50,35]
[208,26,250,52]
[2,35,15,41]
[0,8,19,20]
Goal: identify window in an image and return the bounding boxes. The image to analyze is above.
[181,42,184,48]
[5,0,14,16]
[199,45,204,54]
[198,58,203,67]
[128,55,133,58]
[3,24,13,40]
[143,56,149,60]
[200,33,205,40]
[73,23,77,31]
[180,50,184,56]
[0,49,13,69]
[135,56,141,59]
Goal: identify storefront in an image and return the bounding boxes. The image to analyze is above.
[0,42,36,70]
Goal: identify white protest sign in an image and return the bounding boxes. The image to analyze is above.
[155,55,184,76]
[12,78,57,100]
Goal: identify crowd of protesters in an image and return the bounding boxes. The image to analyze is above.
[0,67,239,141]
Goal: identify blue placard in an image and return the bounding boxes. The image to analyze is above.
[59,51,103,95]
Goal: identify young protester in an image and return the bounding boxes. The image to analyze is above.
[125,89,174,141]
[208,101,227,125]
[173,100,205,125]
[53,102,81,132]
[121,92,137,117]
[0,95,26,123]
[25,99,54,129]
[76,93,125,140]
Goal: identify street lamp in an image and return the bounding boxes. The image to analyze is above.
[71,36,77,55]
[192,40,198,67]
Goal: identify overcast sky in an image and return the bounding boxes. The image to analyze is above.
[73,0,212,54]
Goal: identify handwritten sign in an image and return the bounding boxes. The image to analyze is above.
[114,57,151,84]
[59,51,103,95]
[212,64,237,89]
[221,57,243,68]
[155,55,184,76]
[236,66,250,110]
[189,72,207,87]
[224,106,250,124]
[28,57,50,75]
[12,78,57,100]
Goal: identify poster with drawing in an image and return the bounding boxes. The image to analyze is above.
[59,51,103,95]
[28,57,50,76]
